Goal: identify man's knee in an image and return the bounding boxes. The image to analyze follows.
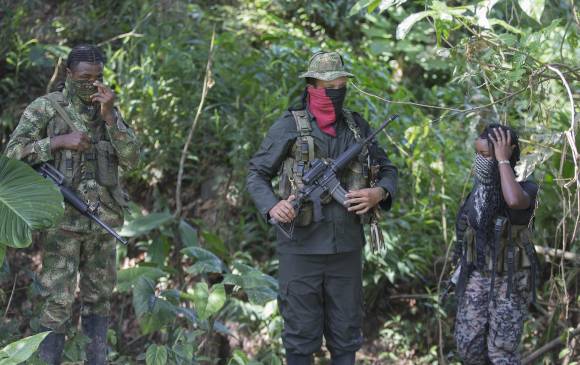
[279,280,324,355]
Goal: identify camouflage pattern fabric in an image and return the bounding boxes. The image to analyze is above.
[4,86,139,232]
[38,229,116,333]
[298,51,355,81]
[455,270,530,365]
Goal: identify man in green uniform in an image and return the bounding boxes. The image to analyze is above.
[247,51,398,365]
[4,44,139,364]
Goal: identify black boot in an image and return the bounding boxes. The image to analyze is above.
[37,327,65,365]
[82,314,108,365]
[286,352,312,365]
[331,351,356,365]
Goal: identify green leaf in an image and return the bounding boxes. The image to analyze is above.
[0,332,50,364]
[205,283,226,318]
[192,282,210,319]
[132,276,156,318]
[245,287,278,306]
[348,0,374,17]
[0,245,6,268]
[396,11,436,40]
[0,157,64,248]
[518,0,544,23]
[119,211,173,237]
[182,246,224,275]
[201,231,227,258]
[146,344,168,365]
[117,266,166,293]
[190,282,226,320]
[378,0,408,13]
[179,219,198,247]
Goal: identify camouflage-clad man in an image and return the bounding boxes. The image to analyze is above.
[4,45,139,364]
[452,124,538,365]
[247,51,398,365]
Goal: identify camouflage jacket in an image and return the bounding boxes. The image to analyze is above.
[4,86,140,233]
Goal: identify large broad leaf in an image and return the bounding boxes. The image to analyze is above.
[0,157,64,247]
[179,219,198,247]
[519,0,544,23]
[191,282,227,320]
[146,344,168,365]
[119,211,173,237]
[0,331,50,365]
[117,266,167,293]
[182,246,225,275]
[132,277,176,334]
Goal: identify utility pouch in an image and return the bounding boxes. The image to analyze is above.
[95,140,119,187]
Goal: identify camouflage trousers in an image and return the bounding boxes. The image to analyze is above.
[38,229,116,333]
[454,270,530,365]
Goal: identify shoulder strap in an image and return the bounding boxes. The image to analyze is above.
[44,92,79,132]
[290,110,315,163]
[343,110,362,142]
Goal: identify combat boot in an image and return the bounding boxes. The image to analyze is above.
[81,314,108,365]
[286,352,312,365]
[331,351,356,365]
[37,327,65,365]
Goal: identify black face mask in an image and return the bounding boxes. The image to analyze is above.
[325,87,347,118]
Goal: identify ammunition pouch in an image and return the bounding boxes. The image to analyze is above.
[464,224,533,273]
[95,140,119,187]
[278,109,372,227]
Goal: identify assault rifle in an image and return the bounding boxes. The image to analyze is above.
[270,114,399,239]
[37,163,128,245]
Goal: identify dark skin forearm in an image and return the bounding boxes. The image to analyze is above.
[498,163,530,209]
[489,128,530,209]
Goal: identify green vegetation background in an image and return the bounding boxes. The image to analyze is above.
[0,0,578,363]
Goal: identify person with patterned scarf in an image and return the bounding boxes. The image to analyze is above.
[452,124,539,364]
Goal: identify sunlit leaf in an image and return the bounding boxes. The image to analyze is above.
[146,344,168,365]
[119,211,173,237]
[396,11,436,40]
[0,157,64,247]
[519,0,545,23]
[0,332,50,365]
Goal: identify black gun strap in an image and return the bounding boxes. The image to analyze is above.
[506,223,515,298]
[489,216,507,306]
[522,238,539,303]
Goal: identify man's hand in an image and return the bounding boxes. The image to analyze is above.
[91,81,116,125]
[269,195,296,223]
[489,127,514,161]
[345,187,386,215]
[51,131,91,152]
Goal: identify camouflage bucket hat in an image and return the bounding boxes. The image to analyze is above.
[298,51,355,81]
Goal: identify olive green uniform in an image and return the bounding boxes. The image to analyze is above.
[4,85,139,332]
[247,109,397,356]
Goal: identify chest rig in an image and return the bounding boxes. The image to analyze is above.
[453,205,540,303]
[44,92,120,193]
[278,109,370,226]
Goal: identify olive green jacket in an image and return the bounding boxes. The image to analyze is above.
[247,110,398,254]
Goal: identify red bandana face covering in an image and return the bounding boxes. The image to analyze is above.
[307,86,346,137]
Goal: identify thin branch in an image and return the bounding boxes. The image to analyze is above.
[175,27,216,218]
[534,245,580,263]
[522,326,580,365]
[3,275,16,318]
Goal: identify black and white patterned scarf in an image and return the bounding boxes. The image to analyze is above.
[467,154,501,269]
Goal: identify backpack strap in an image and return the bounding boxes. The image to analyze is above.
[343,110,362,142]
[44,92,80,132]
[290,110,315,178]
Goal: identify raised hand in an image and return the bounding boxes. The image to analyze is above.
[488,127,513,161]
[91,81,116,124]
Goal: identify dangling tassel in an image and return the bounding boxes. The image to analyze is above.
[369,210,384,253]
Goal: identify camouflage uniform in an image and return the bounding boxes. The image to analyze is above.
[455,271,530,365]
[453,182,538,365]
[4,83,139,333]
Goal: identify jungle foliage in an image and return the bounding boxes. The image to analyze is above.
[0,0,578,363]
